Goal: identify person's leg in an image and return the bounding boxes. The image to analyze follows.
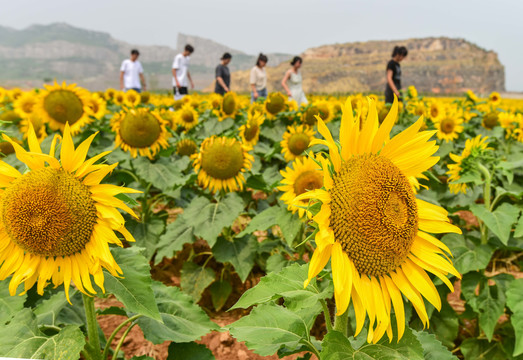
[259,88,268,98]
[132,88,141,93]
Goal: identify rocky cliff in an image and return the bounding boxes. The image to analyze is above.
[227,37,505,95]
[0,23,291,90]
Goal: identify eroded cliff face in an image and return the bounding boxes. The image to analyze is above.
[228,37,505,94]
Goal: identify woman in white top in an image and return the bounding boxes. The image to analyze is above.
[250,53,268,103]
[281,56,308,105]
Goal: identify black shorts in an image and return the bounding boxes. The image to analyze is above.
[174,86,188,95]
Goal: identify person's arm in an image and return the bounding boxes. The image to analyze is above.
[281,70,292,97]
[386,69,400,97]
[139,73,147,91]
[119,71,125,90]
[216,77,229,92]
[172,68,180,88]
[187,71,194,89]
[250,69,259,99]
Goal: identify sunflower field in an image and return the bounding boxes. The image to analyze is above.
[0,83,522,360]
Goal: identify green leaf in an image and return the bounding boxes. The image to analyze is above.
[320,328,424,360]
[429,302,459,348]
[212,235,257,282]
[506,278,523,356]
[0,310,85,359]
[137,282,218,344]
[460,338,509,360]
[104,247,161,321]
[237,204,303,245]
[126,217,166,260]
[133,156,191,191]
[167,342,216,360]
[154,216,195,264]
[413,330,457,359]
[237,205,281,237]
[34,290,74,326]
[180,261,215,302]
[470,203,520,245]
[440,234,493,274]
[173,193,244,247]
[514,214,523,238]
[227,303,309,356]
[209,280,232,311]
[231,263,332,311]
[0,279,27,324]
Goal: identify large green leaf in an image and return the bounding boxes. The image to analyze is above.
[320,328,424,360]
[154,216,195,264]
[167,342,215,360]
[209,280,232,312]
[137,282,218,344]
[506,278,523,356]
[126,217,166,260]
[0,309,85,359]
[133,156,191,191]
[440,233,493,274]
[470,203,520,245]
[192,193,245,247]
[460,338,509,360]
[237,204,303,245]
[180,261,216,302]
[34,290,75,326]
[227,303,309,356]
[231,263,332,311]
[0,279,26,324]
[413,330,457,359]
[212,235,257,282]
[104,247,161,321]
[429,301,459,349]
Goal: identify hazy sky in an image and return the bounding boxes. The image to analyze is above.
[3,0,523,91]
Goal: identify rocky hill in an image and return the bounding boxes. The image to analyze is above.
[226,37,505,95]
[0,23,291,90]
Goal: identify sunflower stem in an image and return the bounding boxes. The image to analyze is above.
[477,163,491,245]
[82,294,102,360]
[333,309,349,336]
[102,315,142,360]
[320,299,333,331]
[112,322,137,360]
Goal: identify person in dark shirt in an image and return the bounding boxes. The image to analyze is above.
[385,46,408,104]
[215,53,232,95]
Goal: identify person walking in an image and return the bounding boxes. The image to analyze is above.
[281,56,308,105]
[250,53,268,103]
[172,44,195,100]
[120,49,146,93]
[215,53,232,95]
[385,46,408,103]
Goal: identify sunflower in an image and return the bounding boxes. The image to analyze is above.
[112,108,170,159]
[465,90,478,103]
[315,101,334,123]
[176,139,198,157]
[0,110,21,124]
[175,103,199,131]
[0,123,139,301]
[482,111,499,130]
[428,101,442,120]
[220,92,240,120]
[264,92,287,119]
[8,88,23,102]
[19,113,47,142]
[86,93,107,120]
[302,105,320,126]
[35,81,92,135]
[124,90,141,107]
[295,97,461,343]
[489,91,501,106]
[447,135,491,194]
[193,136,254,193]
[281,125,315,162]
[113,91,125,106]
[239,111,264,148]
[105,88,117,100]
[278,156,324,218]
[433,112,464,142]
[0,87,7,103]
[13,91,38,118]
[140,92,151,104]
[0,141,15,157]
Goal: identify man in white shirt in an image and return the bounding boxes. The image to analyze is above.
[120,49,146,92]
[172,44,194,100]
